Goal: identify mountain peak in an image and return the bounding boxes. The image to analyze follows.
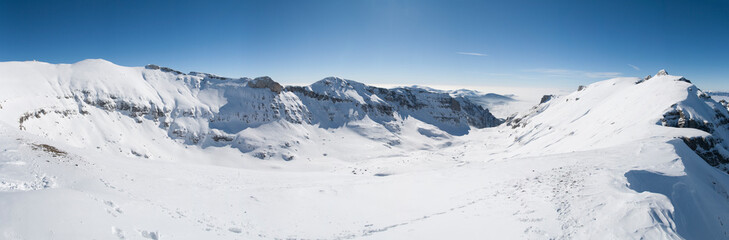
[311,77,368,91]
[656,69,669,76]
[315,76,360,86]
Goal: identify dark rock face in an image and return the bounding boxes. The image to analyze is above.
[247,76,283,93]
[145,64,160,70]
[160,67,183,75]
[682,136,729,170]
[540,95,554,104]
[578,85,587,91]
[636,75,652,84]
[661,108,714,133]
[677,77,692,83]
[505,114,523,129]
[145,64,183,75]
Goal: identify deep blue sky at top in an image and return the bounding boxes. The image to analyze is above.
[1,0,727,90]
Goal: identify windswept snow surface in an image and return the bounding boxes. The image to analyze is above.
[1,61,729,239]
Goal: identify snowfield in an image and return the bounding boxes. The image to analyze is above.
[1,60,729,239]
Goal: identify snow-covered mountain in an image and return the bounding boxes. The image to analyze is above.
[2,62,729,239]
[407,86,521,119]
[0,59,500,161]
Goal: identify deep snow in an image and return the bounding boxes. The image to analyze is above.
[1,60,729,239]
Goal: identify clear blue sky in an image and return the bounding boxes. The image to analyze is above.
[1,0,728,90]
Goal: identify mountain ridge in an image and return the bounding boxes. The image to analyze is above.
[0,59,501,160]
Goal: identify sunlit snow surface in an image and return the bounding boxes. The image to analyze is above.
[1,60,729,239]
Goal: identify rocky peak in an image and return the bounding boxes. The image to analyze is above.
[656,69,669,76]
[247,76,283,93]
[540,95,554,104]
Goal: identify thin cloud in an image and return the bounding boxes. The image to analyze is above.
[456,52,487,56]
[628,64,640,71]
[524,68,622,79]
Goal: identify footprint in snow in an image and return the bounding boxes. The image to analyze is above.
[111,226,125,239]
[138,230,160,240]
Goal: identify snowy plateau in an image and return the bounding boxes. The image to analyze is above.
[1,59,729,240]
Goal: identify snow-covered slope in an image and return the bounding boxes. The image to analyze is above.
[2,62,729,239]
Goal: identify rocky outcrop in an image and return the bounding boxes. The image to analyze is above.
[247,76,283,93]
[539,95,554,104]
[656,69,669,76]
[682,136,729,172]
[189,72,232,81]
[145,64,183,75]
[677,77,691,83]
[145,64,160,70]
[636,75,652,84]
[661,107,714,133]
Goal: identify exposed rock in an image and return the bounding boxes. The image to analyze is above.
[540,95,554,104]
[31,143,67,157]
[636,75,652,84]
[189,72,232,81]
[145,64,184,75]
[656,69,669,76]
[682,136,729,171]
[145,64,160,70]
[160,67,183,75]
[661,108,713,133]
[677,77,692,83]
[212,134,234,142]
[247,76,283,93]
[577,85,587,91]
[698,90,711,99]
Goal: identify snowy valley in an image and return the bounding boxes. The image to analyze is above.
[1,60,729,239]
